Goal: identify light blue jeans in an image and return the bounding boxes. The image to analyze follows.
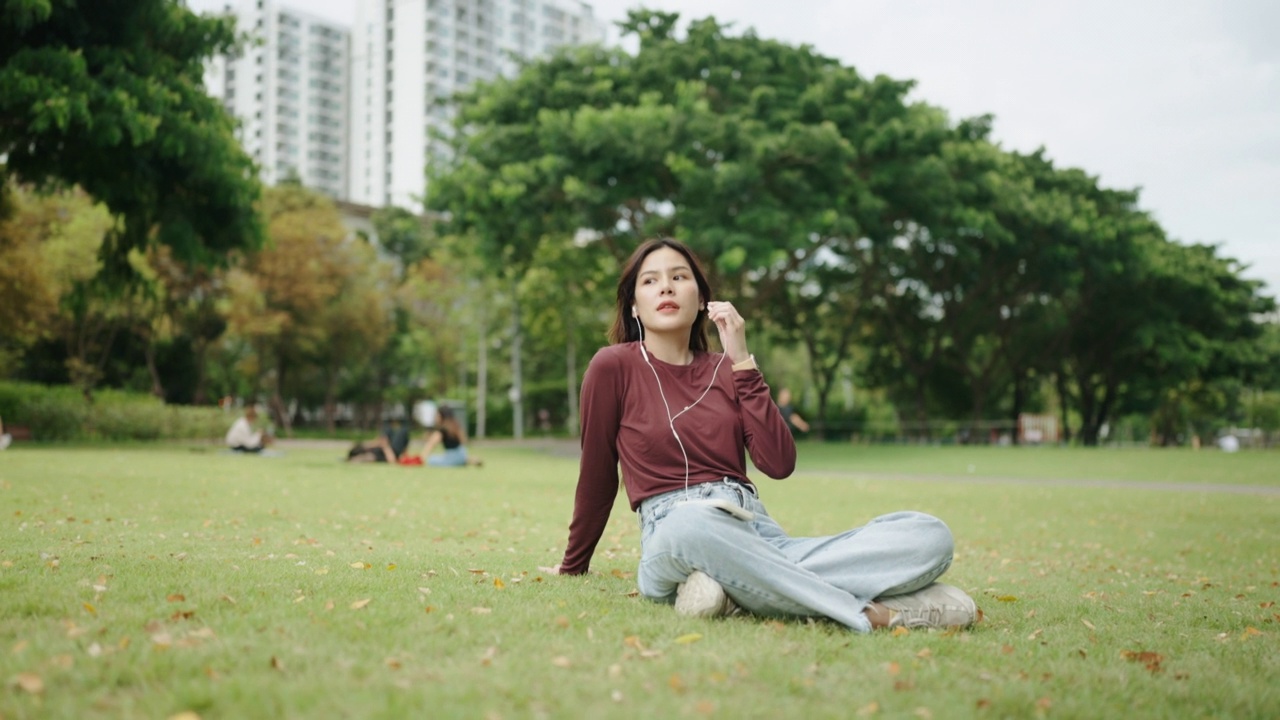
[428,447,468,467]
[636,479,954,633]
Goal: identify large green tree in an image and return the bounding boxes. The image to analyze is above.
[430,10,959,432]
[0,0,261,276]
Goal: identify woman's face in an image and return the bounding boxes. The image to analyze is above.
[633,247,703,333]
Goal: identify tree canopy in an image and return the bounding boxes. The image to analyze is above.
[428,10,1275,444]
[0,0,262,277]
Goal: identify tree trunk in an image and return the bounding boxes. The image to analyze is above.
[510,281,524,440]
[143,337,165,400]
[191,339,210,406]
[565,323,579,437]
[1010,373,1025,446]
[272,357,292,437]
[476,302,488,439]
[323,364,338,434]
[1055,372,1073,444]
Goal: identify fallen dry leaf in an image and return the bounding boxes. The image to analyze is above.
[890,626,910,637]
[551,656,572,668]
[83,602,97,615]
[494,578,505,589]
[168,712,201,720]
[167,594,186,603]
[674,633,702,645]
[350,598,371,610]
[1120,649,1164,673]
[270,656,285,672]
[470,607,492,615]
[856,702,880,717]
[1081,619,1096,630]
[349,562,371,570]
[12,672,43,694]
[996,595,1018,603]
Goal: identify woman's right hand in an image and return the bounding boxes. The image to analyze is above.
[538,564,562,575]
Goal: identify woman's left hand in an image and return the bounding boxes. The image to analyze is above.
[706,300,749,364]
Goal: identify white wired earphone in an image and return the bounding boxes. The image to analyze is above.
[633,307,729,499]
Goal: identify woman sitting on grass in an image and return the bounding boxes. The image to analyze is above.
[540,238,979,632]
[225,406,272,453]
[415,407,482,468]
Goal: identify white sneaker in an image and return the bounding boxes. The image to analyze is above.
[674,571,739,618]
[877,583,980,629]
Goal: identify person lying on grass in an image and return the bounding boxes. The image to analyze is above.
[540,238,980,632]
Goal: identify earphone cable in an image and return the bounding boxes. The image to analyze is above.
[636,316,728,500]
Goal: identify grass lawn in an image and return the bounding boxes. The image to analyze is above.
[1,442,1277,719]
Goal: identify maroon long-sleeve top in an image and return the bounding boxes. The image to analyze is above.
[559,342,797,575]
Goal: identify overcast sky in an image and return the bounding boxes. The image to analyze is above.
[189,0,1280,297]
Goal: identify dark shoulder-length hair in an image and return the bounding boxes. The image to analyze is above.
[607,237,713,351]
[437,406,463,440]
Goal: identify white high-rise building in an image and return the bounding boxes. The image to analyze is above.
[205,0,350,199]
[349,0,606,210]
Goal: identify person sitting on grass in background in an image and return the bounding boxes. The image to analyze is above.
[225,406,272,453]
[776,387,811,435]
[0,414,12,450]
[539,237,979,632]
[347,419,410,464]
[415,406,482,467]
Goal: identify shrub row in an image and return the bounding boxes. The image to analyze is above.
[0,381,226,442]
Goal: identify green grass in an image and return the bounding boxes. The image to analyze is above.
[793,441,1280,486]
[1,443,1277,719]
